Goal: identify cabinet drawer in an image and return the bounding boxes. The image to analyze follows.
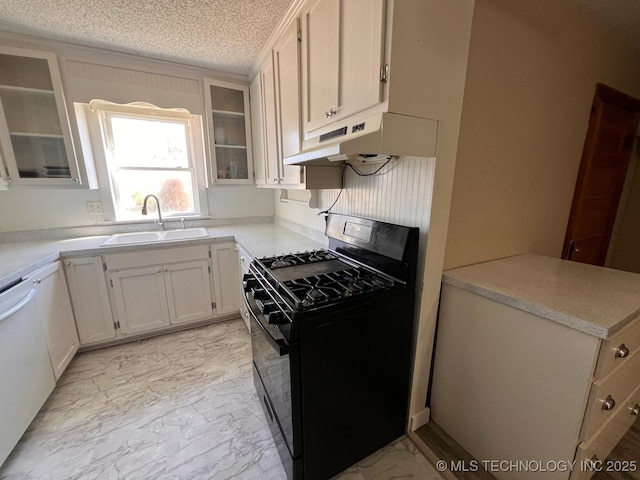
[580,348,640,440]
[594,314,640,379]
[237,243,252,274]
[105,245,210,270]
[571,382,640,480]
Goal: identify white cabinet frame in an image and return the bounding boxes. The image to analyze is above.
[0,46,81,186]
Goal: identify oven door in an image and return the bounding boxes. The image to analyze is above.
[245,289,299,458]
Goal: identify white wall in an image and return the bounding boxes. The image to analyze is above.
[609,139,640,273]
[444,0,640,270]
[0,32,274,232]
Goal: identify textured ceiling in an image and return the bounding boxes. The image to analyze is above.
[0,0,293,74]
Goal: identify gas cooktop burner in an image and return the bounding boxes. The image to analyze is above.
[260,250,338,270]
[282,268,395,309]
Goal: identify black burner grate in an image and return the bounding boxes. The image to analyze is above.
[280,268,395,310]
[259,250,338,270]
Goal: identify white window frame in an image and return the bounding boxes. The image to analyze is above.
[88,100,208,222]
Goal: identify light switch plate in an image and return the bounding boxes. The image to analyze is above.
[86,201,104,215]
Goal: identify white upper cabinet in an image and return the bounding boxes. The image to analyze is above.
[300,0,386,134]
[0,46,81,186]
[249,74,267,185]
[203,78,254,184]
[259,52,281,186]
[256,23,303,188]
[251,19,341,190]
[273,18,304,185]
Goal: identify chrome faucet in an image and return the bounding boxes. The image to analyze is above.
[141,194,164,230]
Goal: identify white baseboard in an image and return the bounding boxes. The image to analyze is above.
[409,406,431,432]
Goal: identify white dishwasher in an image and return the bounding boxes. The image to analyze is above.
[0,278,55,466]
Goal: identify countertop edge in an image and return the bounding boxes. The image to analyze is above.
[0,224,327,290]
[442,275,613,339]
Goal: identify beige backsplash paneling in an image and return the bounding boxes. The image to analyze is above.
[275,156,436,287]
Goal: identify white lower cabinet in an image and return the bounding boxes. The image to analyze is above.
[236,243,252,330]
[109,266,171,336]
[109,259,214,336]
[30,261,79,379]
[210,242,240,316]
[64,256,116,346]
[431,283,640,480]
[164,260,214,324]
[106,246,215,336]
[65,243,239,348]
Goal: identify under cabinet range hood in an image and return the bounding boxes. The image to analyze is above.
[284,112,438,166]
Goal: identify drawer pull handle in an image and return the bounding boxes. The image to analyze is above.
[615,344,629,358]
[632,404,640,416]
[602,395,616,411]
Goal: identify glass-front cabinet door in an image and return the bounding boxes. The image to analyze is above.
[203,79,253,184]
[0,47,80,186]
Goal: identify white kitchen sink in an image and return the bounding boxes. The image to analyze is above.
[101,227,209,246]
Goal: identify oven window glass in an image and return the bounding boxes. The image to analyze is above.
[249,303,294,455]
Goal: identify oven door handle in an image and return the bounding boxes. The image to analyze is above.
[245,294,290,356]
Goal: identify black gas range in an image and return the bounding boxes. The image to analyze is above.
[243,214,419,480]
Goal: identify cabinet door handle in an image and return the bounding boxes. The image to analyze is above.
[615,344,629,358]
[602,395,616,411]
[631,404,640,416]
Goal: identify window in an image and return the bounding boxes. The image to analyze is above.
[91,101,201,221]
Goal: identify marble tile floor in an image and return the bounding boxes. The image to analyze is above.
[0,319,443,480]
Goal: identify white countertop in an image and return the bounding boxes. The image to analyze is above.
[0,223,326,290]
[442,253,640,339]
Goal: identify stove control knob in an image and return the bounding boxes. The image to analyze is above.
[242,276,257,291]
[261,302,278,314]
[252,289,269,301]
[266,311,286,325]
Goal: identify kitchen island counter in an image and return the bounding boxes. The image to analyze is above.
[0,222,326,290]
[443,253,640,339]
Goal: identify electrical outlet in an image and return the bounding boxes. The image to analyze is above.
[86,201,104,215]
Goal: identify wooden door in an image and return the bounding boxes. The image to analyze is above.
[562,84,640,265]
